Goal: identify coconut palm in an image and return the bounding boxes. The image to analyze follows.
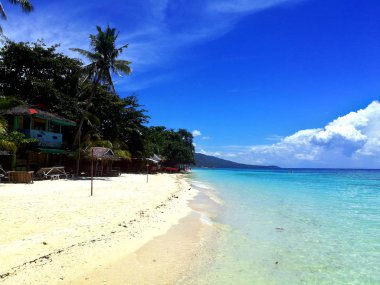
[70,25,132,174]
[70,25,132,146]
[0,0,33,33]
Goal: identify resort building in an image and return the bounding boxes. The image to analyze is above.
[1,106,76,170]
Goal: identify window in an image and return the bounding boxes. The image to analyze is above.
[32,118,46,131]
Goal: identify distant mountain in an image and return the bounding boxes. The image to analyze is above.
[194,153,280,169]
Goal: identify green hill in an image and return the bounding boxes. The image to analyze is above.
[194,153,280,169]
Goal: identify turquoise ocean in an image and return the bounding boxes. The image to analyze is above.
[185,168,380,285]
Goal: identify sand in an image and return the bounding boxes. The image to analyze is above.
[0,173,214,285]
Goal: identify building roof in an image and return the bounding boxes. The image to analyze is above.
[87,147,117,160]
[1,106,76,126]
[147,154,163,164]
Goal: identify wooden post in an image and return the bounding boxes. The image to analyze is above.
[76,135,81,176]
[91,149,94,196]
[146,161,149,183]
[11,153,16,170]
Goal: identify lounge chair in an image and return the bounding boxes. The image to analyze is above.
[0,165,9,182]
[34,166,69,180]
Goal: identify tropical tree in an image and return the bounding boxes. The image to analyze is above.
[70,25,132,147]
[0,0,33,33]
[145,127,195,165]
[0,40,83,121]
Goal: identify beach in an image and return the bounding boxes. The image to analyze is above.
[0,173,215,284]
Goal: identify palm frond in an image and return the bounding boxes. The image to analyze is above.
[0,119,7,135]
[72,25,132,92]
[8,0,33,12]
[113,60,132,76]
[117,44,128,54]
[69,48,98,61]
[0,139,17,153]
[0,3,7,19]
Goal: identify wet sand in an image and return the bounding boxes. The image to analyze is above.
[66,181,222,285]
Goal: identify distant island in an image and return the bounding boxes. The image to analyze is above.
[194,153,280,169]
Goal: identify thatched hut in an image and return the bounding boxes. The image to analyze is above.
[85,147,120,176]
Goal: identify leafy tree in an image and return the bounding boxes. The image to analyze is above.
[0,40,83,121]
[0,96,34,155]
[0,130,37,152]
[0,129,37,170]
[84,90,149,158]
[145,127,195,165]
[0,35,195,169]
[0,0,33,33]
[70,25,132,147]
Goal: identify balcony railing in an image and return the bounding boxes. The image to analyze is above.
[20,129,63,148]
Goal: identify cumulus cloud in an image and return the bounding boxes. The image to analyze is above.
[248,101,380,167]
[197,101,380,168]
[192,130,202,137]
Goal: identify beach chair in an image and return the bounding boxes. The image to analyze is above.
[34,166,69,180]
[0,165,9,182]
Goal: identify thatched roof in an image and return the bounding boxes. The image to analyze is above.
[147,154,163,164]
[1,106,76,126]
[87,147,117,160]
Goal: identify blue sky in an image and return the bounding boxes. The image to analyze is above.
[2,0,380,167]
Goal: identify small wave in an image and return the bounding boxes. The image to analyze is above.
[191,180,214,190]
[199,213,213,225]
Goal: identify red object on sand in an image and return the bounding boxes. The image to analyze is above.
[28,108,38,115]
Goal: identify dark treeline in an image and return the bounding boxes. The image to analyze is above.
[0,31,194,166]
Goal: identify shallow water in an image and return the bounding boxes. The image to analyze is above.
[184,169,380,285]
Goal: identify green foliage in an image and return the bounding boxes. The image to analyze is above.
[0,96,23,110]
[87,139,113,149]
[90,92,149,157]
[145,127,195,165]
[0,40,83,120]
[0,32,195,165]
[70,25,132,150]
[70,25,131,90]
[0,131,37,153]
[113,149,131,161]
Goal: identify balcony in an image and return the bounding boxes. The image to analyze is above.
[20,129,63,148]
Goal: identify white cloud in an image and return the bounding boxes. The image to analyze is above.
[198,101,380,168]
[200,149,221,157]
[208,0,301,14]
[192,130,202,137]
[247,101,380,167]
[201,136,211,140]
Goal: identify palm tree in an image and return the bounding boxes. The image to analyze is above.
[70,25,132,174]
[0,0,33,33]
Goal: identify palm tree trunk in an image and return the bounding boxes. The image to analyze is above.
[74,74,101,176]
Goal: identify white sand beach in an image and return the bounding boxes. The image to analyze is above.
[0,174,213,284]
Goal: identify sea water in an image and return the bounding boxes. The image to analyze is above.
[184,169,380,285]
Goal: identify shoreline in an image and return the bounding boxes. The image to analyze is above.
[67,177,223,284]
[0,173,214,285]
